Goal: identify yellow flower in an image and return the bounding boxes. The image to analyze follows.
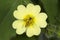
[12,3,48,37]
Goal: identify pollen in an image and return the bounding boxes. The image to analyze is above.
[24,14,35,27]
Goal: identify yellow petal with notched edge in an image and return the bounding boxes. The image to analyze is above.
[13,5,26,19]
[39,13,48,20]
[35,13,47,28]
[26,25,41,37]
[39,21,47,28]
[33,26,41,35]
[17,5,25,10]
[16,26,26,35]
[27,3,41,14]
[12,20,26,34]
[12,20,24,29]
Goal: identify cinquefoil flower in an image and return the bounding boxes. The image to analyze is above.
[12,3,48,37]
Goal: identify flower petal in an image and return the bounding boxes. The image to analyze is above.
[13,5,26,19]
[27,3,34,9]
[12,20,26,34]
[26,27,34,37]
[17,5,25,10]
[39,21,47,28]
[27,3,41,14]
[39,13,48,20]
[34,5,41,13]
[35,19,47,28]
[16,26,26,35]
[35,13,47,28]
[33,26,41,35]
[26,25,40,37]
[12,20,24,29]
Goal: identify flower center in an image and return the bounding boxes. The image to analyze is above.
[24,14,35,27]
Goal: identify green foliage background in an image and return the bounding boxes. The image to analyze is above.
[0,0,60,40]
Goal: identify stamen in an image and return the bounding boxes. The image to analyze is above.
[23,15,34,27]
